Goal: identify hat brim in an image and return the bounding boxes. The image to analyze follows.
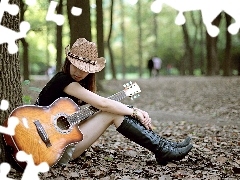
[65,45,106,73]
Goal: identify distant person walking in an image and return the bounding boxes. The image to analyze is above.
[167,64,172,75]
[152,56,162,77]
[147,58,154,77]
[47,66,56,79]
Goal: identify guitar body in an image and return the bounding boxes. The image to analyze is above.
[3,82,141,170]
[3,98,83,169]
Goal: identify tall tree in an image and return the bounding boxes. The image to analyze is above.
[237,52,240,76]
[56,0,63,72]
[153,12,158,53]
[182,23,194,75]
[0,0,23,168]
[199,12,205,75]
[107,0,116,79]
[67,0,91,45]
[19,0,29,80]
[120,0,126,79]
[206,14,222,76]
[137,1,143,77]
[222,13,232,76]
[181,12,202,75]
[96,0,105,81]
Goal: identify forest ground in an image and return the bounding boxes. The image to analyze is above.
[9,76,240,179]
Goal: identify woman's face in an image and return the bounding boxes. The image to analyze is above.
[70,64,89,81]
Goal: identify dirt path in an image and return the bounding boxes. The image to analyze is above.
[24,76,240,126]
[148,110,239,126]
[100,76,240,125]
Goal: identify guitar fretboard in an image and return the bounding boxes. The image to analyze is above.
[68,90,126,125]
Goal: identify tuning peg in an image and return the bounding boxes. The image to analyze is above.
[134,94,140,99]
[123,83,129,88]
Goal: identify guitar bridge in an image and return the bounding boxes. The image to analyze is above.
[34,120,52,147]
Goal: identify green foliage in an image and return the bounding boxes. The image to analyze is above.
[22,80,42,105]
[104,156,114,161]
[29,86,42,93]
[20,0,69,75]
[19,0,240,78]
[22,79,30,86]
[22,95,32,105]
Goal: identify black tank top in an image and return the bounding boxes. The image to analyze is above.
[35,72,81,106]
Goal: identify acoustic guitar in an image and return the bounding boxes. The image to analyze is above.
[3,82,141,169]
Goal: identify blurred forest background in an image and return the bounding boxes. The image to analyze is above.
[19,0,240,80]
[1,1,240,175]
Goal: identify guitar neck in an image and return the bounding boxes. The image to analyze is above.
[68,90,126,125]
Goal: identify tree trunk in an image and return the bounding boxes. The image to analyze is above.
[0,0,22,166]
[222,13,232,76]
[56,0,63,72]
[120,0,126,79]
[199,12,205,75]
[20,38,29,80]
[107,0,116,79]
[206,14,221,76]
[96,0,105,81]
[238,56,240,76]
[180,53,186,75]
[182,23,194,75]
[137,1,143,77]
[67,0,91,45]
[19,0,29,80]
[153,13,158,53]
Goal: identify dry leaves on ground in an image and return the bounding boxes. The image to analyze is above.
[9,76,240,179]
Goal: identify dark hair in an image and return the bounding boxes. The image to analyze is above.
[62,58,97,93]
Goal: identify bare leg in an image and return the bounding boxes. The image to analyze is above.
[72,111,124,159]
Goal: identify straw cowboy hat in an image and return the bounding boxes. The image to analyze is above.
[65,38,106,73]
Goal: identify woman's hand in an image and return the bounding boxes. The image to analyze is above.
[136,108,152,130]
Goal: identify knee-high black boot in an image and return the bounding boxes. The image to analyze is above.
[116,116,193,165]
[162,136,191,148]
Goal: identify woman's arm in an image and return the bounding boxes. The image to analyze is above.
[64,82,133,116]
[64,82,152,129]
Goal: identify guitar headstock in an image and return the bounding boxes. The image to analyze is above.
[123,81,141,100]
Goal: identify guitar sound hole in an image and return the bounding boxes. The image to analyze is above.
[56,116,71,130]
